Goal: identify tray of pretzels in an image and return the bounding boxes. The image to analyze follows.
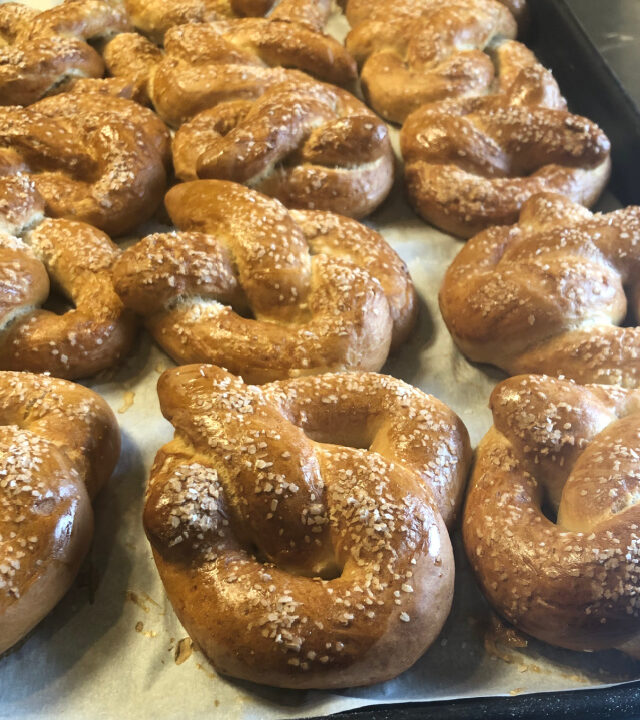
[2,0,640,718]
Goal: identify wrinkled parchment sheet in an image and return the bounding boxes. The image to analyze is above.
[1,2,639,718]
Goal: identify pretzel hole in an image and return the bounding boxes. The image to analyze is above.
[540,497,558,524]
[41,287,73,315]
[247,543,343,581]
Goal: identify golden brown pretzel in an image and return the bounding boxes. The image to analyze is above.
[465,374,640,656]
[173,80,393,218]
[345,0,517,123]
[136,19,356,127]
[124,0,331,41]
[0,91,170,237]
[0,0,130,106]
[0,370,120,654]
[440,193,640,386]
[400,42,611,237]
[144,364,471,687]
[0,176,135,379]
[113,180,416,383]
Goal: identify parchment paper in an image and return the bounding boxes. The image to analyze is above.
[1,2,639,718]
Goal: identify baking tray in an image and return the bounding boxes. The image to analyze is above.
[319,1,640,717]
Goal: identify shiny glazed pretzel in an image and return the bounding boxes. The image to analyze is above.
[114,18,356,127]
[465,374,640,656]
[125,0,331,42]
[0,370,120,654]
[440,193,640,387]
[400,43,611,238]
[113,180,416,384]
[344,0,517,123]
[0,176,135,379]
[144,365,471,687]
[0,91,170,237]
[0,0,130,106]
[173,80,393,218]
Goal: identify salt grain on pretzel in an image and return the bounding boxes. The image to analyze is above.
[465,374,640,656]
[113,180,415,383]
[0,370,120,654]
[144,364,471,687]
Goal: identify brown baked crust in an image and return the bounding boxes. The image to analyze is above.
[0,0,130,106]
[464,374,640,656]
[144,365,471,687]
[0,91,170,237]
[400,41,611,238]
[113,180,415,383]
[173,79,393,218]
[345,0,517,124]
[143,20,357,127]
[0,370,120,654]
[439,192,640,386]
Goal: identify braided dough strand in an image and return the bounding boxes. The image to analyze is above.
[144,365,470,687]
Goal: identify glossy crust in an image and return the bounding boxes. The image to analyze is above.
[464,375,640,656]
[173,80,393,218]
[144,365,471,687]
[400,42,611,238]
[0,371,120,654]
[0,0,130,106]
[0,91,170,237]
[440,192,640,386]
[113,180,416,383]
[345,0,517,123]
[132,19,356,127]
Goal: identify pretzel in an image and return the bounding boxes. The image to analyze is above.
[0,370,120,654]
[124,0,330,41]
[144,364,471,687]
[0,176,135,379]
[133,19,356,127]
[345,0,517,123]
[113,180,415,383]
[0,91,170,237]
[172,80,393,218]
[0,0,130,106]
[440,193,640,387]
[400,42,611,237]
[465,374,640,656]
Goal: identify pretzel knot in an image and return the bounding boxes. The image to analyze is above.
[0,92,170,237]
[143,19,356,127]
[0,0,130,106]
[345,0,517,123]
[0,370,120,654]
[144,365,471,687]
[0,176,135,379]
[440,193,640,387]
[400,43,611,237]
[113,180,415,383]
[173,81,393,218]
[465,375,640,656]
[124,0,330,42]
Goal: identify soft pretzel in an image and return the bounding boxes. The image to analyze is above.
[113,180,415,383]
[0,370,120,654]
[440,193,640,387]
[345,0,517,123]
[465,374,640,656]
[124,19,357,127]
[0,91,170,237]
[0,176,135,379]
[124,0,331,41]
[144,364,471,687]
[173,80,393,218]
[0,0,130,106]
[400,42,611,237]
